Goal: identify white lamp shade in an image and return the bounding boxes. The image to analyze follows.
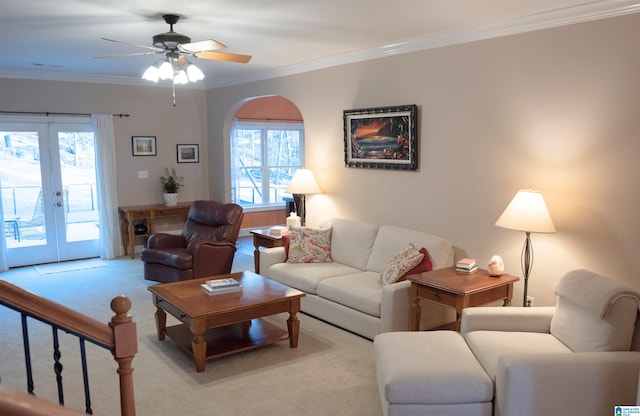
[186,64,205,82]
[286,169,322,194]
[142,65,160,82]
[158,61,174,80]
[495,189,556,233]
[173,70,189,85]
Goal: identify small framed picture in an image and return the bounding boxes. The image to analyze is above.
[177,144,199,163]
[132,136,157,156]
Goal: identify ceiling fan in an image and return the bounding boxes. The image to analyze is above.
[96,14,251,104]
[98,14,251,63]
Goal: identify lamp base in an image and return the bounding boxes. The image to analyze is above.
[292,194,306,226]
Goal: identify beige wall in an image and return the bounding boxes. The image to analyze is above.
[2,13,638,306]
[0,79,209,206]
[207,13,640,305]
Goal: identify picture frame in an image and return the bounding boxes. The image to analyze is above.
[177,144,199,163]
[131,136,156,156]
[343,104,418,170]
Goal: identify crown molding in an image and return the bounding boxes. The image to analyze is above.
[2,1,639,89]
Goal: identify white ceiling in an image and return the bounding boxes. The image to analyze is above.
[1,1,638,88]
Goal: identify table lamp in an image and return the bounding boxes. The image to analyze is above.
[285,168,321,226]
[495,189,556,306]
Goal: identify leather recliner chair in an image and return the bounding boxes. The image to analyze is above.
[141,200,244,283]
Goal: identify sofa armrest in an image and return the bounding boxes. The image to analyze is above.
[259,247,287,276]
[146,233,186,249]
[380,280,412,333]
[496,351,640,416]
[460,306,556,336]
[189,241,237,278]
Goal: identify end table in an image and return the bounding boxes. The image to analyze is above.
[407,266,519,331]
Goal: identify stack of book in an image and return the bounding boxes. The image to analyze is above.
[201,277,242,296]
[456,258,478,273]
[269,225,289,236]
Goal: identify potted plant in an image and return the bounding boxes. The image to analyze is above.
[160,167,183,206]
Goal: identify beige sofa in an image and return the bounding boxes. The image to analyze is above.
[375,269,640,416]
[259,217,454,339]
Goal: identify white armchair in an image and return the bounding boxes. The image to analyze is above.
[462,269,640,416]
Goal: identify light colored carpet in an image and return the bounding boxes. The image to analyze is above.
[0,239,382,416]
[33,258,108,274]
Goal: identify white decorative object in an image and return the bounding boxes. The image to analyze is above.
[286,212,301,229]
[163,193,178,207]
[488,255,504,277]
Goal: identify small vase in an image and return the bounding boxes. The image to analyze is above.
[163,193,178,207]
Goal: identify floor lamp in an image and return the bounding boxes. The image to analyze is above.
[495,189,556,307]
[285,169,321,226]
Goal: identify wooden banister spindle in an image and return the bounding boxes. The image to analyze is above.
[109,296,137,416]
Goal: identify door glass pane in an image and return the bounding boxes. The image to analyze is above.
[57,131,99,242]
[0,131,47,247]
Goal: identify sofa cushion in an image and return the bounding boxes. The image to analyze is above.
[380,243,424,286]
[375,331,494,405]
[317,272,382,317]
[366,225,453,272]
[287,227,332,263]
[267,262,361,294]
[464,330,572,381]
[319,218,378,270]
[550,269,640,352]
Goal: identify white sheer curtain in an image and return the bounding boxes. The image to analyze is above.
[0,176,8,272]
[230,117,241,204]
[92,114,122,259]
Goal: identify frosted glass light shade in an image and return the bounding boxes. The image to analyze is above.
[495,189,556,233]
[142,65,160,82]
[286,169,322,194]
[186,64,205,82]
[158,61,174,80]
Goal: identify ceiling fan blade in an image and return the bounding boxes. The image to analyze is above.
[101,38,164,52]
[94,51,160,59]
[180,39,226,53]
[194,51,252,64]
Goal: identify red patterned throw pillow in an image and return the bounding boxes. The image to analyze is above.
[398,247,433,281]
[287,227,332,263]
[380,243,425,286]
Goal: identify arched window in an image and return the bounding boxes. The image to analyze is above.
[230,97,304,208]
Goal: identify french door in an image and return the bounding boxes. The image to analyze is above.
[1,117,99,267]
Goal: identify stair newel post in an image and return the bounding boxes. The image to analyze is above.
[109,295,138,416]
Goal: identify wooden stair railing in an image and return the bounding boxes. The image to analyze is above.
[0,279,137,416]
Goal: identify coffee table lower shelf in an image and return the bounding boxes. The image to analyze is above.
[163,318,289,360]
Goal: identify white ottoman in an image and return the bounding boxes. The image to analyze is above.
[374,331,493,416]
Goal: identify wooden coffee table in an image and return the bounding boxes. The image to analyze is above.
[148,271,305,372]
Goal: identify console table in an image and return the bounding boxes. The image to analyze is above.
[118,203,192,258]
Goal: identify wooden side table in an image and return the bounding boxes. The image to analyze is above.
[407,266,519,331]
[250,228,286,273]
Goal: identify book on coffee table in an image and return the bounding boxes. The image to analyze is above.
[205,278,240,289]
[201,283,242,296]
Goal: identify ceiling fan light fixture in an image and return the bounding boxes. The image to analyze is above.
[158,60,174,80]
[141,65,160,82]
[186,64,204,82]
[173,70,189,85]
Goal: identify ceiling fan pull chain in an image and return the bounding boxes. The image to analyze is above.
[172,81,177,107]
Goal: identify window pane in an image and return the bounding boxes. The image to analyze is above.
[236,129,262,167]
[267,129,301,166]
[236,167,263,205]
[269,167,297,204]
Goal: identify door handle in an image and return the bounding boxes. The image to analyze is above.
[56,202,62,207]
[56,191,62,196]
